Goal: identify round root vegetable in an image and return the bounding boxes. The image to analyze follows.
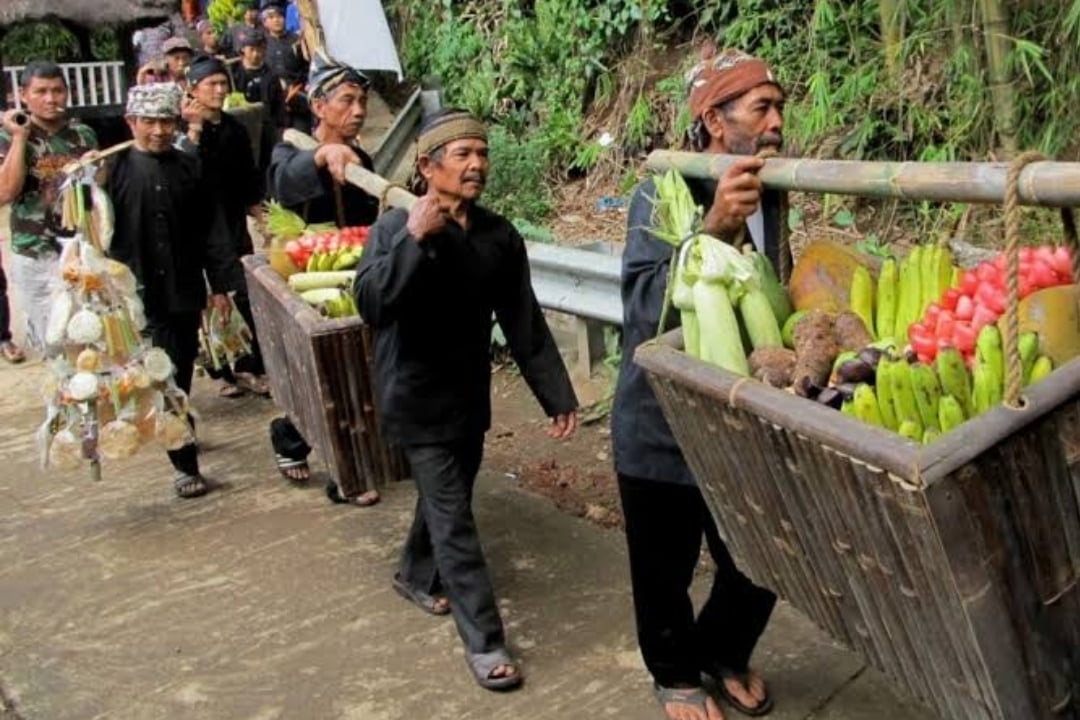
[834,311,874,353]
[749,347,797,388]
[792,310,838,397]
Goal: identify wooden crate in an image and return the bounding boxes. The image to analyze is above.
[636,331,1080,720]
[243,254,407,496]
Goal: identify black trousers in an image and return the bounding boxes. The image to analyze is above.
[0,258,11,342]
[148,312,202,477]
[399,435,505,654]
[618,473,777,687]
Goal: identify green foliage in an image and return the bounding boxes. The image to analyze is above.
[1,21,81,65]
[483,125,553,225]
[90,27,120,61]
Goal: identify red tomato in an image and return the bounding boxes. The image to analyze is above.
[952,323,977,354]
[954,294,974,321]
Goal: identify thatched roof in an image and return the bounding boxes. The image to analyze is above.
[0,0,178,27]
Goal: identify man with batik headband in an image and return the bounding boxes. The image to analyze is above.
[266,52,381,506]
[354,109,578,692]
[0,61,99,356]
[105,83,239,499]
[611,43,783,720]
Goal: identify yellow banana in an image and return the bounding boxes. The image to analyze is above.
[876,258,898,344]
[1018,332,1039,385]
[938,395,967,433]
[1029,356,1053,384]
[853,383,884,427]
[874,358,899,431]
[935,347,972,416]
[910,362,943,431]
[850,265,876,339]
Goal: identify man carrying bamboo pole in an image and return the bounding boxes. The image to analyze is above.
[611,44,782,720]
[265,51,381,506]
[354,109,579,691]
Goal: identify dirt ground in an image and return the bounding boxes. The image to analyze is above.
[486,368,624,530]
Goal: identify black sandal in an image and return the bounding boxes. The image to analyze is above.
[276,453,310,483]
[711,668,774,717]
[174,472,209,499]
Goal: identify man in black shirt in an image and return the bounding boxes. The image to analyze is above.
[354,109,578,691]
[106,83,239,498]
[266,52,379,505]
[181,55,269,397]
[222,0,260,57]
[260,1,311,134]
[229,27,285,170]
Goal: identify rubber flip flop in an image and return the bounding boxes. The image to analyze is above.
[465,648,522,692]
[391,574,451,616]
[653,684,713,716]
[713,669,774,717]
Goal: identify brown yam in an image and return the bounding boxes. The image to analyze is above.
[834,310,874,353]
[791,309,838,397]
[749,347,797,388]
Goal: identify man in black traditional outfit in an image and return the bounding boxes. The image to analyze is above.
[611,44,784,720]
[354,109,579,692]
[229,27,285,170]
[266,51,380,506]
[181,55,270,398]
[106,83,239,499]
[261,0,311,134]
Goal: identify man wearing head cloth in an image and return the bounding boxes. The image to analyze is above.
[104,82,240,499]
[179,55,270,398]
[221,0,261,57]
[354,109,578,691]
[265,52,382,506]
[610,43,784,720]
[230,26,287,156]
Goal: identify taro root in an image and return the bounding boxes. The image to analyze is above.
[833,311,874,353]
[749,347,797,388]
[792,310,838,395]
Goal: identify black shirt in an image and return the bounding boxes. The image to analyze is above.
[106,148,239,317]
[267,140,379,227]
[354,206,578,445]
[189,112,263,256]
[611,176,781,486]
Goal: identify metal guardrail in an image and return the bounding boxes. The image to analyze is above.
[7,61,127,110]
[526,242,622,325]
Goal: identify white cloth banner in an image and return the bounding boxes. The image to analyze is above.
[319,0,404,80]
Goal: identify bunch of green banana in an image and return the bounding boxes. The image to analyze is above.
[849,266,875,339]
[298,289,360,319]
[306,247,363,273]
[972,325,1004,415]
[887,244,956,341]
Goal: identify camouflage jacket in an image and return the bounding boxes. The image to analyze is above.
[0,120,99,258]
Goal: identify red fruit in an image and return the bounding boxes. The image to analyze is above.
[941,288,961,311]
[924,303,942,327]
[1030,260,1058,290]
[1019,278,1035,299]
[960,270,979,296]
[971,303,999,332]
[976,263,1001,286]
[954,294,975,321]
[917,352,934,365]
[976,283,1006,314]
[936,312,956,342]
[1051,246,1072,278]
[910,329,937,358]
[299,236,315,251]
[992,254,1007,272]
[1020,246,1035,263]
[1034,245,1055,267]
[953,323,977,354]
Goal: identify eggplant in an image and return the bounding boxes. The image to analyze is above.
[836,358,875,385]
[816,386,844,410]
[857,346,884,369]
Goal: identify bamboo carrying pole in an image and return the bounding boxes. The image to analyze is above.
[646,150,1080,207]
[282,128,418,211]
